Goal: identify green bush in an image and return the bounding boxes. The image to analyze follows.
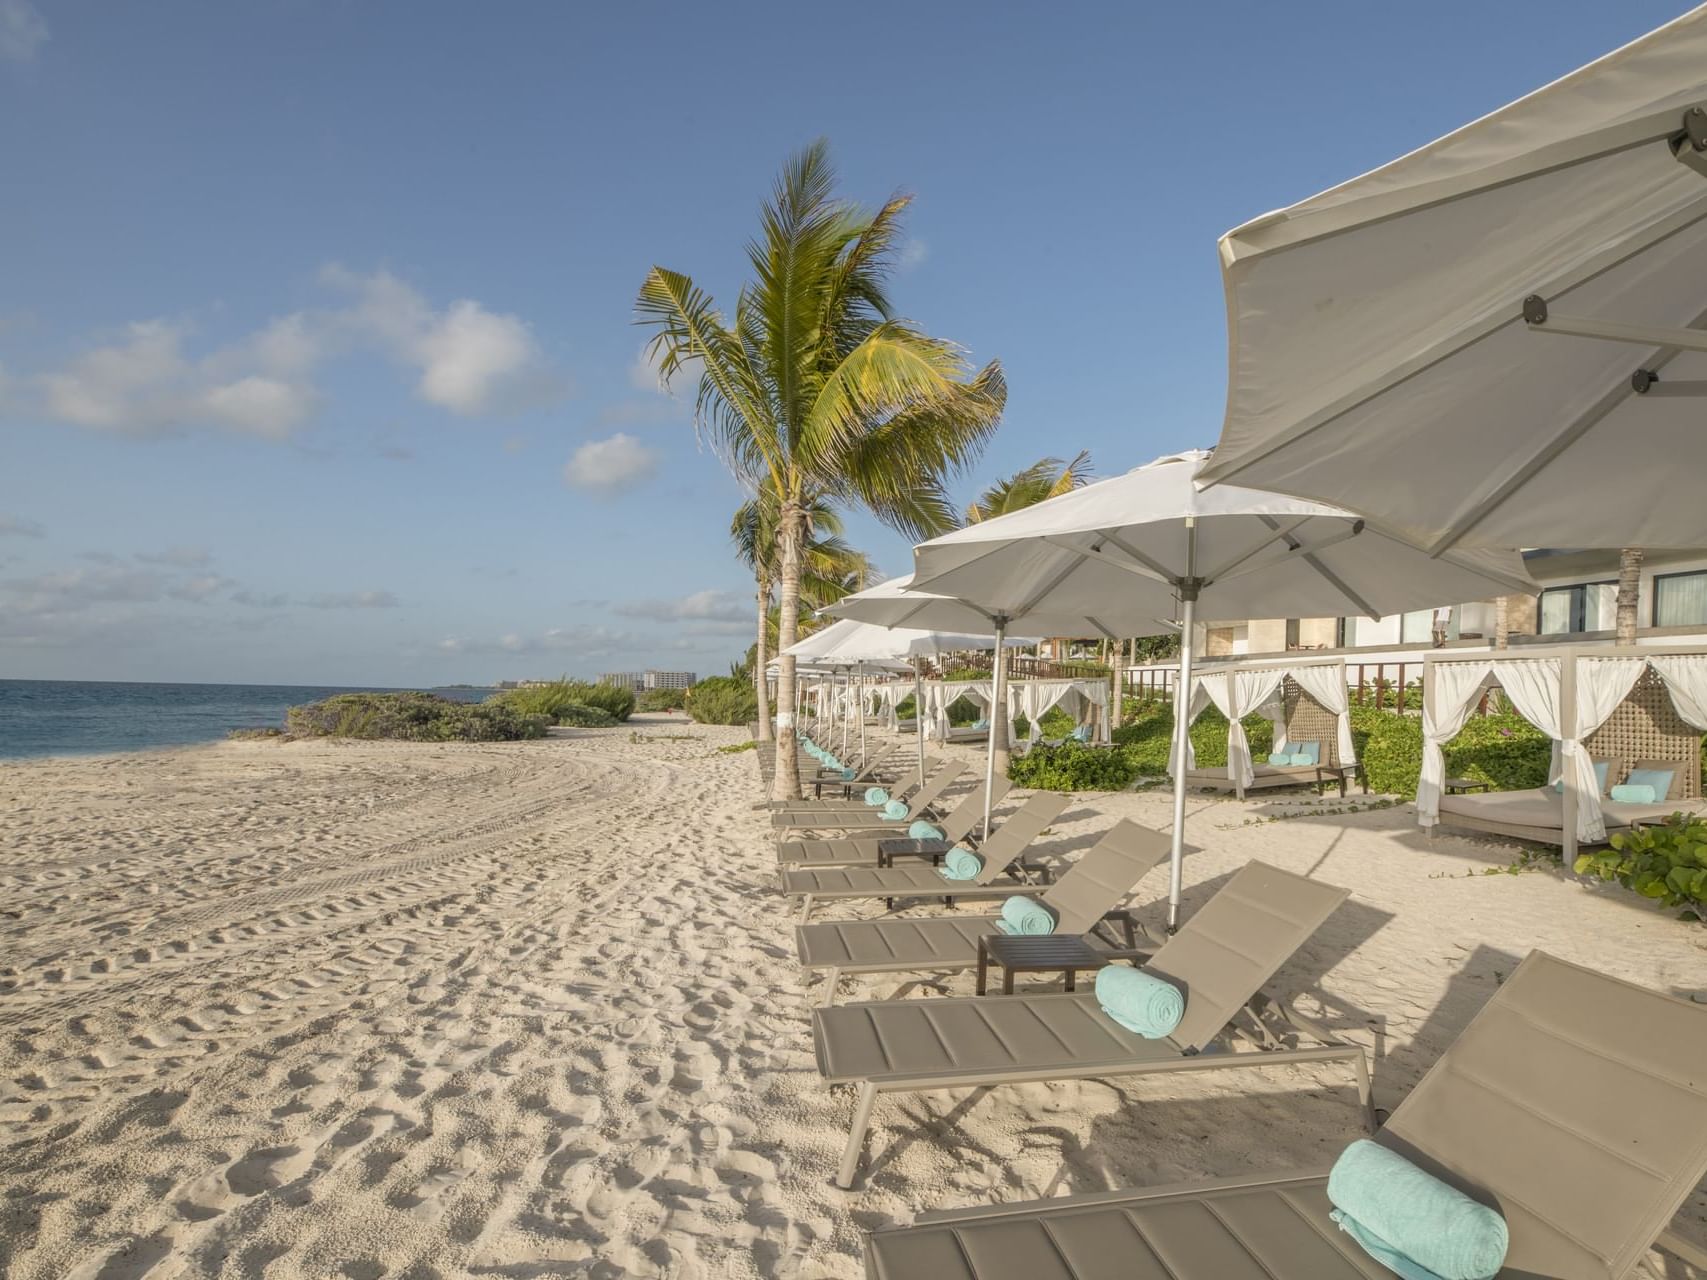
[1576,814,1707,919]
[1347,707,1551,799]
[686,675,758,725]
[1109,703,1274,776]
[489,678,635,724]
[287,692,547,742]
[556,702,619,728]
[1009,740,1139,791]
[638,687,687,712]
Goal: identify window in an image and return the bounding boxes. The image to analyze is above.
[1654,570,1707,627]
[1400,610,1434,643]
[1537,581,1616,634]
[1284,618,1300,649]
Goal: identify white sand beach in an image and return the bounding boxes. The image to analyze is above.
[2,720,1703,1278]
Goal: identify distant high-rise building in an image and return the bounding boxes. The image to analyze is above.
[599,670,697,692]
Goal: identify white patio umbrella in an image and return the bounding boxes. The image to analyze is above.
[1199,6,1707,551]
[798,612,1036,796]
[905,451,1536,931]
[777,622,909,764]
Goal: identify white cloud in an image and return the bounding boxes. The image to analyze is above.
[166,574,236,603]
[303,589,399,610]
[614,589,749,624]
[563,432,660,494]
[435,624,640,660]
[232,589,289,608]
[17,267,564,439]
[0,513,43,538]
[4,566,168,614]
[0,0,47,63]
[38,320,315,438]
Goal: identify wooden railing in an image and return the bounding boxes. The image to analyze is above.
[944,652,1111,682]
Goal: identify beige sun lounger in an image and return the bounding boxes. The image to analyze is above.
[784,792,1071,922]
[814,860,1363,1188]
[862,949,1707,1280]
[772,762,968,831]
[797,819,1171,1009]
[776,776,1008,872]
[769,757,947,815]
[795,742,904,801]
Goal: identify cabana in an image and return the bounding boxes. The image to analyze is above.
[1179,657,1359,798]
[1418,644,1707,858]
[919,676,1112,747]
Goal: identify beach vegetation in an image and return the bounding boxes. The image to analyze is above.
[638,140,1004,800]
[686,675,759,726]
[489,679,635,724]
[286,692,548,742]
[556,703,620,728]
[1009,740,1139,791]
[637,687,687,711]
[1577,814,1707,919]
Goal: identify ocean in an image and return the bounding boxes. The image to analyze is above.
[0,680,494,761]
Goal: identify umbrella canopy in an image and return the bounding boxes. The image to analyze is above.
[1199,6,1707,551]
[815,592,1039,811]
[906,451,1536,930]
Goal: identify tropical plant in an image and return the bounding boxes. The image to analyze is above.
[489,679,635,724]
[1577,813,1707,919]
[556,702,620,728]
[965,450,1092,524]
[686,675,759,726]
[286,693,547,742]
[638,141,1004,799]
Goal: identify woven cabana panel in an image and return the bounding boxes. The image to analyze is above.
[1282,677,1342,769]
[1584,667,1702,799]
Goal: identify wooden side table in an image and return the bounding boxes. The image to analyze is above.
[875,837,952,867]
[1445,777,1492,795]
[976,933,1109,995]
[1314,764,1368,797]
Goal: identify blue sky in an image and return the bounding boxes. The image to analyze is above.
[0,0,1689,686]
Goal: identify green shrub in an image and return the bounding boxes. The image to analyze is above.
[942,666,988,682]
[1347,707,1550,799]
[287,692,547,742]
[577,680,636,722]
[687,675,758,725]
[556,702,619,728]
[1008,740,1139,791]
[638,687,687,712]
[1576,814,1707,919]
[1110,704,1274,776]
[895,695,916,719]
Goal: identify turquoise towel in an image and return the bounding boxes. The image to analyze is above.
[939,848,984,881]
[1094,966,1184,1039]
[996,895,1056,936]
[908,820,944,840]
[1609,783,1656,803]
[1292,739,1322,765]
[840,767,857,781]
[881,799,908,820]
[1327,1139,1509,1280]
[864,787,889,806]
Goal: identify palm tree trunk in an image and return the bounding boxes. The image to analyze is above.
[771,501,805,801]
[753,574,773,742]
[1616,548,1644,645]
[1493,595,1509,650]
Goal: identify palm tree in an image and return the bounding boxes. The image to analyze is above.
[731,492,873,740]
[638,141,1004,800]
[1616,548,1644,644]
[965,451,1093,524]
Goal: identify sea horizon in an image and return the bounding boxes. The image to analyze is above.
[0,678,496,761]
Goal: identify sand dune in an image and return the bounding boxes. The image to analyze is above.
[1,721,1703,1277]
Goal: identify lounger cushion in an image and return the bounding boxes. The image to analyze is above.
[797,916,1001,975]
[783,864,1017,898]
[1624,766,1675,802]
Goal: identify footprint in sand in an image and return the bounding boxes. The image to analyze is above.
[225,1144,314,1197]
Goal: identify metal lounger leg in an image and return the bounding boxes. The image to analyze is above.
[1353,1047,1376,1134]
[819,967,840,1008]
[798,893,814,924]
[835,1082,879,1189]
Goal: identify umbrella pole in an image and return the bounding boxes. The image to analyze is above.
[984,618,1008,842]
[840,670,849,758]
[1167,585,1199,933]
[913,660,926,788]
[858,670,866,761]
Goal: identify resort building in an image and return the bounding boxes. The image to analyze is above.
[600,670,698,692]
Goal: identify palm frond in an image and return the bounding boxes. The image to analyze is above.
[966,448,1094,523]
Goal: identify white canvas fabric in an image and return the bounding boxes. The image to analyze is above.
[1192,673,1239,784]
[1650,654,1707,730]
[1233,668,1289,789]
[1288,661,1358,766]
[1203,7,1707,549]
[1418,661,1494,828]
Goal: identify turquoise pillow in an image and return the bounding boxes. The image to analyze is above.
[1626,766,1675,800]
[1609,783,1657,804]
[971,718,989,730]
[1327,1139,1508,1280]
[1292,740,1322,765]
[1266,752,1289,765]
[1288,753,1314,766]
[1071,724,1092,742]
[1554,759,1614,795]
[995,896,1056,936]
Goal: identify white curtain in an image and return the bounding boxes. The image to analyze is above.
[1289,662,1358,766]
[1417,661,1494,829]
[1169,680,1214,775]
[1191,673,1240,786]
[1231,669,1288,789]
[1565,657,1647,842]
[1650,655,1707,731]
